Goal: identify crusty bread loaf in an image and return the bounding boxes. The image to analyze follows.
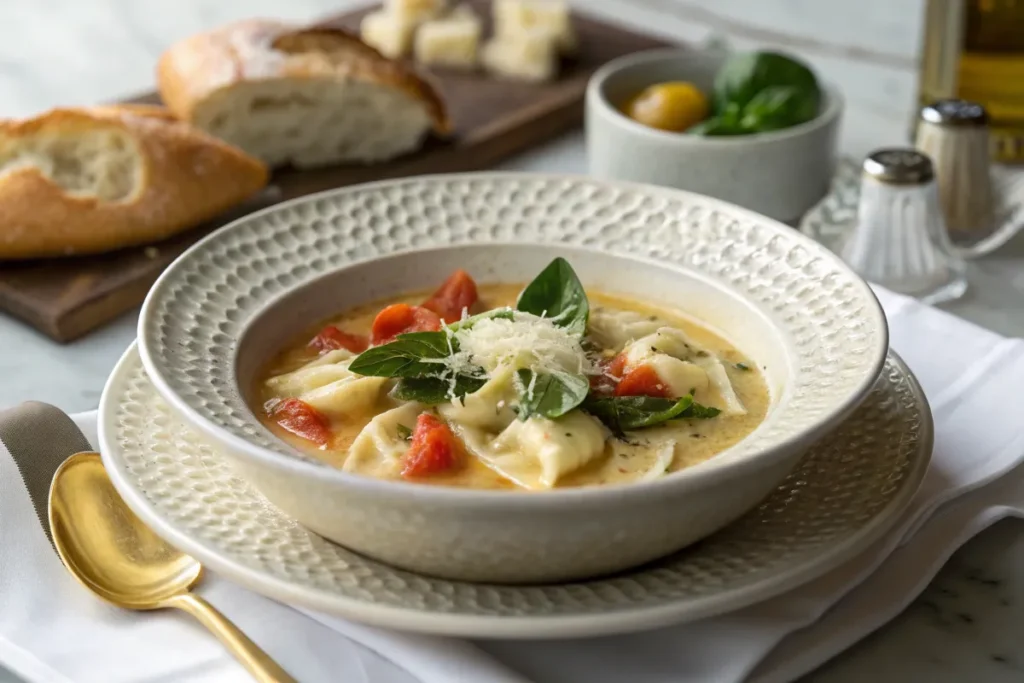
[0,104,268,260]
[157,20,450,168]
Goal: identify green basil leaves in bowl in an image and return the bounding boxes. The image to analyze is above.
[693,51,822,136]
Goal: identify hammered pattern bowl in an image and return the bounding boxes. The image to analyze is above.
[99,346,930,638]
[134,173,889,583]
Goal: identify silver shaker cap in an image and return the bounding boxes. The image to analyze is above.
[919,99,989,127]
[862,148,935,185]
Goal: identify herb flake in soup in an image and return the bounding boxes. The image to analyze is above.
[258,259,769,491]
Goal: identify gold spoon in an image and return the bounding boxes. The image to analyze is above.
[48,452,296,683]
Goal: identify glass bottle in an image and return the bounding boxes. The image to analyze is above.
[917,0,1024,163]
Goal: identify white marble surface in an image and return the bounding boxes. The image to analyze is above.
[1,1,1023,682]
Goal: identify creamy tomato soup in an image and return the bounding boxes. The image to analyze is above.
[257,259,769,491]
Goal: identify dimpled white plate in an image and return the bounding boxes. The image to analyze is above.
[99,345,931,639]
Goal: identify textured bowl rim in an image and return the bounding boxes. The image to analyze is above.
[587,46,845,146]
[101,345,928,638]
[137,171,888,509]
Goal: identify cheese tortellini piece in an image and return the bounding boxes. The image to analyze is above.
[264,350,386,418]
[646,354,710,398]
[344,403,423,478]
[693,356,746,416]
[458,410,609,490]
[586,308,662,352]
[622,327,746,416]
[438,366,518,432]
[264,350,356,397]
[300,376,388,418]
[622,327,696,366]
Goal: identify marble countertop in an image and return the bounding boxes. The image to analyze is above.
[1,1,1023,681]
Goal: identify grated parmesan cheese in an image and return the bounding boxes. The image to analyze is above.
[436,310,600,383]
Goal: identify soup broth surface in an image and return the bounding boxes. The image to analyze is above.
[258,279,769,491]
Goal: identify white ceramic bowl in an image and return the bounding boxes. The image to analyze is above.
[586,48,844,223]
[136,173,886,584]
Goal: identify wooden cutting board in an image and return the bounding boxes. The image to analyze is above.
[0,4,671,343]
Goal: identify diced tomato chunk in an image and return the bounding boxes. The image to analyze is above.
[615,364,671,398]
[270,398,331,446]
[607,353,628,379]
[402,413,462,479]
[422,269,478,322]
[308,325,369,354]
[370,304,442,345]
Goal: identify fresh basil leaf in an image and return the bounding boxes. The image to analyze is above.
[713,51,819,116]
[514,369,589,420]
[516,257,589,334]
[584,395,692,433]
[687,115,746,136]
[738,85,819,133]
[396,424,413,441]
[684,401,722,419]
[347,331,454,378]
[390,375,486,404]
[583,395,720,435]
[689,100,745,136]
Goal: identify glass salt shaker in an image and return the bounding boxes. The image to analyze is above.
[915,99,1023,256]
[840,148,967,304]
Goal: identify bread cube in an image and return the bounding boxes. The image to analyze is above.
[386,0,448,25]
[481,30,558,82]
[414,5,483,68]
[360,10,417,59]
[493,0,576,54]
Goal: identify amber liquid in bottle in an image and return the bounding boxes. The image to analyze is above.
[918,0,1024,163]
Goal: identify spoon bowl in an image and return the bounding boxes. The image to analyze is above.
[48,452,295,683]
[49,452,201,609]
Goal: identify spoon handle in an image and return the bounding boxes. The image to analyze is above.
[170,592,297,683]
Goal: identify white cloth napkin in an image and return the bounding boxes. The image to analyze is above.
[3,287,1024,683]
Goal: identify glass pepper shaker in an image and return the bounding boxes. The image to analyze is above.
[840,148,967,304]
[915,99,1001,251]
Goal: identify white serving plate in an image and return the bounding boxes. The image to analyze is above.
[99,345,930,638]
[133,173,889,583]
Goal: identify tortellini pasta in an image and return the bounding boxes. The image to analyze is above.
[622,327,697,365]
[300,376,388,418]
[344,403,424,478]
[621,327,747,416]
[646,355,710,398]
[264,349,357,397]
[259,280,768,491]
[587,308,663,352]
[438,366,518,432]
[692,356,747,416]
[457,410,609,490]
[264,350,386,418]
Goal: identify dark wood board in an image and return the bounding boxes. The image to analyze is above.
[0,4,671,343]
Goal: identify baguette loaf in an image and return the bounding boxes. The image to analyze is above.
[157,20,450,168]
[0,104,268,260]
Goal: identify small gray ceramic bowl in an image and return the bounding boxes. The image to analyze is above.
[586,48,844,223]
